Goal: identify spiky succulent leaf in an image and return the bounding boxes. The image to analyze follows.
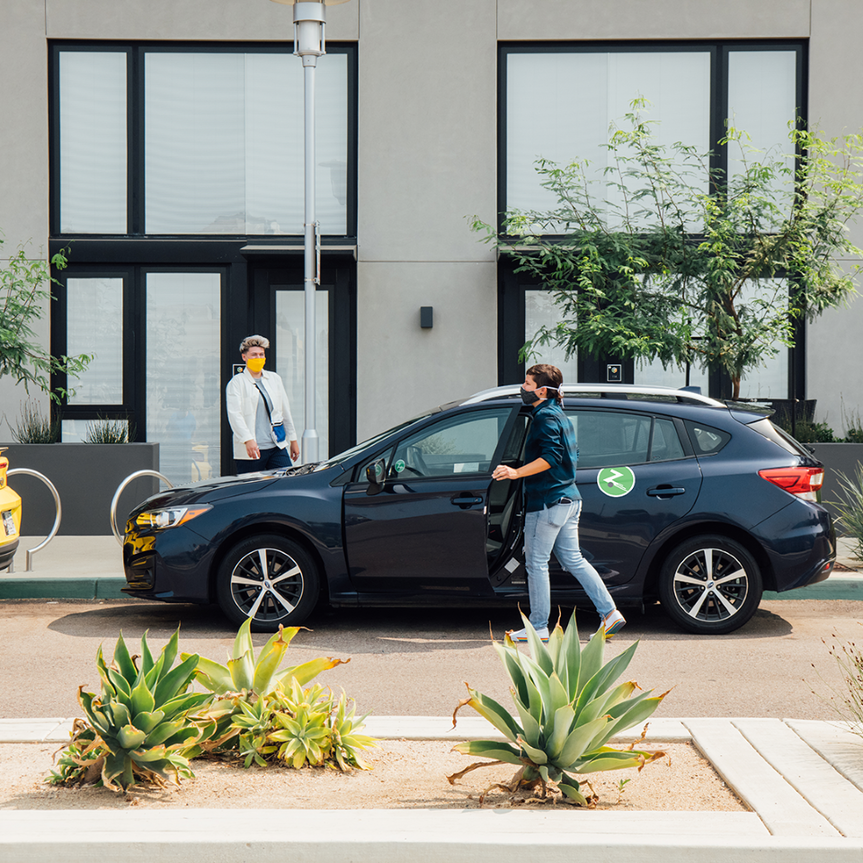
[575,641,639,717]
[117,724,147,750]
[454,687,522,743]
[112,633,138,686]
[129,677,156,719]
[512,695,543,748]
[276,656,348,687]
[517,735,548,765]
[571,746,658,773]
[186,655,235,694]
[452,740,524,766]
[139,631,156,677]
[227,651,255,693]
[251,631,292,694]
[106,701,132,729]
[558,774,589,805]
[106,667,133,704]
[573,622,605,696]
[546,704,577,762]
[153,652,199,704]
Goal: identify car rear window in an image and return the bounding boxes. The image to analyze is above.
[684,420,731,455]
[746,417,812,457]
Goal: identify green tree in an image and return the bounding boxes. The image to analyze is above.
[472,109,863,398]
[0,238,90,402]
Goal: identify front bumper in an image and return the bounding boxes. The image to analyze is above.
[0,538,19,571]
[123,522,216,603]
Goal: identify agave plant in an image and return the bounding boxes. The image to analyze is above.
[49,629,212,791]
[183,619,350,757]
[449,612,667,805]
[267,679,377,771]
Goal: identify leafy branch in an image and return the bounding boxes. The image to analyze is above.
[0,237,91,403]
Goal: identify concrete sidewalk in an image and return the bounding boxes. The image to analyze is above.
[1,534,862,600]
[2,715,862,862]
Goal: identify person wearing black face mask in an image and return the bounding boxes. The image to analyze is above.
[492,364,625,642]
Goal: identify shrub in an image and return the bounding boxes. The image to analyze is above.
[84,417,133,444]
[48,629,212,791]
[448,612,667,806]
[12,401,60,443]
[830,466,863,560]
[815,626,863,744]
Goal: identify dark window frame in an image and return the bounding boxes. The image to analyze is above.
[498,40,808,401]
[49,40,358,241]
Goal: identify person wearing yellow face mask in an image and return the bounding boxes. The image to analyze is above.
[225,335,300,474]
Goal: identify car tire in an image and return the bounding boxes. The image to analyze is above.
[658,535,762,635]
[216,533,319,632]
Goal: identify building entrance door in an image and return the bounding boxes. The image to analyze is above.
[250,260,356,462]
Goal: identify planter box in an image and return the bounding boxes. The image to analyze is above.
[809,442,863,529]
[0,443,160,536]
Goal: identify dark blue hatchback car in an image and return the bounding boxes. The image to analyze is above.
[123,384,835,634]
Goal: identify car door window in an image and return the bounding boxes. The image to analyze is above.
[565,411,689,468]
[567,410,652,468]
[390,409,511,479]
[649,418,686,461]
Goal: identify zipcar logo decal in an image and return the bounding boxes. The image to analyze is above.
[597,466,636,497]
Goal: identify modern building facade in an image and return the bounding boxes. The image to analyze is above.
[1,0,861,483]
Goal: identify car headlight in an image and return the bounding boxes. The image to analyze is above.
[136,505,212,530]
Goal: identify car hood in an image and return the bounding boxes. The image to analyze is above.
[133,472,283,512]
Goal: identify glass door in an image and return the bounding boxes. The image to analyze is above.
[274,288,330,459]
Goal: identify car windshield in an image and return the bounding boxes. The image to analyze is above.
[314,407,440,470]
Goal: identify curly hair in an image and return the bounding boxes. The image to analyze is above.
[239,334,270,354]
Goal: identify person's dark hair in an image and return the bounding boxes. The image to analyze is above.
[525,363,564,404]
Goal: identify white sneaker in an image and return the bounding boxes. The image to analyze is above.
[599,609,626,637]
[508,625,549,643]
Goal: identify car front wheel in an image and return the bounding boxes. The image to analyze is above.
[216,533,319,632]
[658,535,762,635]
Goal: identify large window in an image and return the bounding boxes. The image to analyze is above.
[53,45,352,237]
[501,42,805,399]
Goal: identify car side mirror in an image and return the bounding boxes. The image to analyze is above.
[365,458,387,495]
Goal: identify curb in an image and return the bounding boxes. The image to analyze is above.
[1,575,861,602]
[2,717,862,862]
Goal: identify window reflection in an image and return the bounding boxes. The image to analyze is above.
[146,273,221,484]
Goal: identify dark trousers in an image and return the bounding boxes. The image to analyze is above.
[234,447,293,475]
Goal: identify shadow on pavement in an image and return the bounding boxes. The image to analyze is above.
[44,597,794,652]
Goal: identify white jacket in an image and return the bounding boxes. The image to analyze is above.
[225,368,298,460]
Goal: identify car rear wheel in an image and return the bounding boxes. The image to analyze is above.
[658,535,762,635]
[216,533,319,632]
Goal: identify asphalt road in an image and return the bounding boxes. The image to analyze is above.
[2,597,861,721]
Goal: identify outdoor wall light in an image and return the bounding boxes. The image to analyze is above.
[420,307,434,329]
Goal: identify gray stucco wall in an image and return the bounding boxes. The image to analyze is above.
[2,0,863,451]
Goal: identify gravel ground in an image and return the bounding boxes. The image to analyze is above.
[1,740,745,811]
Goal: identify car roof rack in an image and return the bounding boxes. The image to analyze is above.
[461,383,726,407]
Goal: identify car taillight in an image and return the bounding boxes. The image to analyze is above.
[758,466,824,502]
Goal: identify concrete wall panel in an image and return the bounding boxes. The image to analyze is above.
[357,0,497,263]
[497,0,811,41]
[355,261,497,439]
[0,2,49,249]
[46,0,358,41]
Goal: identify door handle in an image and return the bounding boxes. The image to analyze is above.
[452,495,483,508]
[647,486,686,497]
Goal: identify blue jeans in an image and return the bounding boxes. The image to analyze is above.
[235,447,293,475]
[523,498,615,629]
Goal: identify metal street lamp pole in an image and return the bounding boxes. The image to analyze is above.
[269,0,350,463]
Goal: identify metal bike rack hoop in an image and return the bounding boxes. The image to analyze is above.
[111,470,174,545]
[6,468,62,573]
